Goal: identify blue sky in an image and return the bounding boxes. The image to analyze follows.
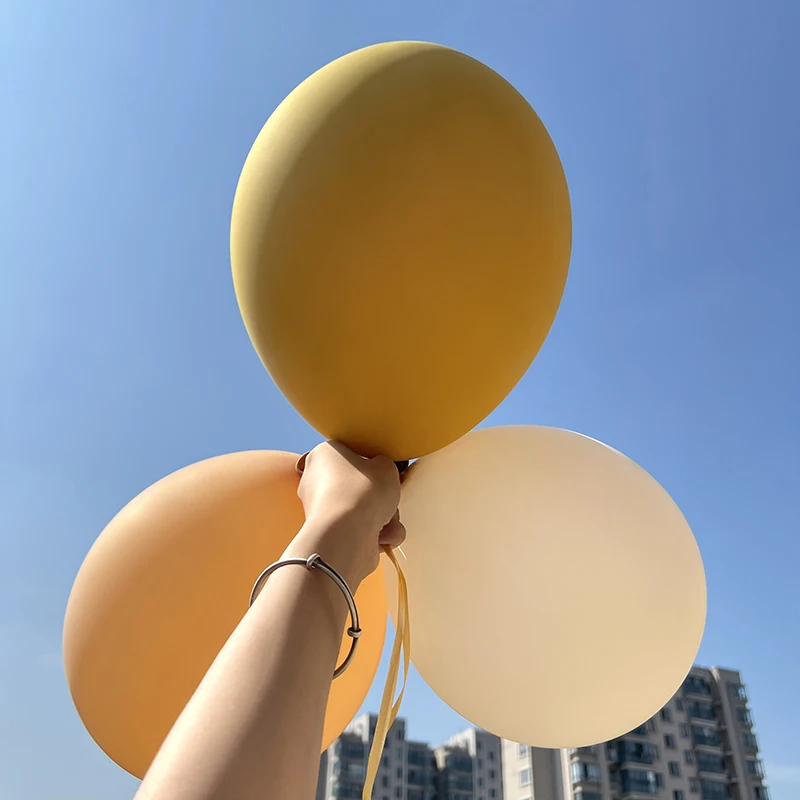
[2,1,798,798]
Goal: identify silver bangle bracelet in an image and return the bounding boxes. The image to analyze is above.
[249,553,361,679]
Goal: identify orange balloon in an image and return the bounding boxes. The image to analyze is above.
[63,451,387,778]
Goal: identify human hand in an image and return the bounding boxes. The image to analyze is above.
[288,441,406,590]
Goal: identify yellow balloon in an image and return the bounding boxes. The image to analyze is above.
[63,451,387,778]
[231,42,571,461]
[383,426,706,746]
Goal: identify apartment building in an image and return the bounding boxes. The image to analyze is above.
[502,666,769,800]
[318,714,501,800]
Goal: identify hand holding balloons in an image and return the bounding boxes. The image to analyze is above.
[289,442,407,590]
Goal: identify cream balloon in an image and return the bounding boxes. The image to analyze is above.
[383,425,706,747]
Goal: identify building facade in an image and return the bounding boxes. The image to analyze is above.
[318,714,501,800]
[441,727,504,800]
[502,666,769,800]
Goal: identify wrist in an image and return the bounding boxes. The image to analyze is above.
[284,513,372,591]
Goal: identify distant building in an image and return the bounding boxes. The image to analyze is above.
[318,714,498,800]
[502,666,770,800]
[441,728,504,800]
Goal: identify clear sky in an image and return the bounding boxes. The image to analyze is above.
[2,1,798,798]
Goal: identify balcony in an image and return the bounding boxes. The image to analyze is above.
[692,726,722,749]
[688,702,717,722]
[571,762,602,785]
[331,780,363,799]
[741,732,759,751]
[684,676,713,697]
[407,769,434,787]
[334,738,365,760]
[746,759,765,779]
[569,746,599,759]
[728,683,748,702]
[735,708,753,728]
[612,740,658,766]
[696,755,727,776]
[444,752,472,773]
[619,769,659,796]
[699,778,731,800]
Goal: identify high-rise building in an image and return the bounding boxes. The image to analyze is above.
[318,715,498,800]
[319,713,437,800]
[440,728,504,800]
[502,666,770,800]
[407,739,438,800]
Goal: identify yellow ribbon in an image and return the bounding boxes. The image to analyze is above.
[362,546,410,800]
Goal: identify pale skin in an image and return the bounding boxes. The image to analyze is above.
[135,441,406,800]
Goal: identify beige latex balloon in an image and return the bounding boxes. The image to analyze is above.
[383,425,706,747]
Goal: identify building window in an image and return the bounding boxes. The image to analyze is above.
[396,767,403,779]
[614,740,659,765]
[687,701,716,722]
[674,792,685,800]
[647,719,657,732]
[575,793,602,800]
[664,734,676,749]
[619,769,659,795]
[692,725,721,747]
[683,676,712,695]
[395,789,402,799]
[478,759,483,769]
[742,732,758,749]
[332,783,368,800]
[689,777,699,793]
[736,707,753,726]
[697,754,726,775]
[519,768,532,786]
[661,708,673,723]
[675,698,684,711]
[489,791,497,799]
[381,776,389,788]
[340,762,365,780]
[489,751,495,761]
[754,788,770,800]
[382,756,389,768]
[728,683,747,701]
[746,759,764,777]
[669,762,681,776]
[489,770,496,780]
[699,779,730,800]
[478,777,483,788]
[571,762,601,784]
[477,739,483,750]
[680,723,690,738]
[518,743,528,757]
[684,750,695,764]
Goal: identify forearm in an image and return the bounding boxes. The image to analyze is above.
[136,520,348,800]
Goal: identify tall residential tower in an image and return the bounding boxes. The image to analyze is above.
[503,666,769,800]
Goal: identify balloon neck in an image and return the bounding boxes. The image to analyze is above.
[394,461,410,474]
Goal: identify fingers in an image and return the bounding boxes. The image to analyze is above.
[378,510,406,549]
[300,441,399,482]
